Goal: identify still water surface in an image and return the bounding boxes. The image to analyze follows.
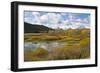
[24,42,66,51]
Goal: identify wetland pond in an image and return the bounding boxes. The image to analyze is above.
[24,42,66,51]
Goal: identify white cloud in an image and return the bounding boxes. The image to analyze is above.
[47,13,61,24]
[85,25,90,28]
[47,13,58,24]
[70,24,78,29]
[24,17,33,24]
[25,11,90,29]
[40,14,48,24]
[75,22,81,26]
[32,12,40,16]
[76,18,82,22]
[62,20,69,25]
[46,24,58,29]
[83,16,90,23]
[31,12,62,27]
[59,24,68,29]
[56,13,62,20]
[38,13,62,29]
[31,12,41,24]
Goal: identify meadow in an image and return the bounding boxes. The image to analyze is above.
[24,29,90,61]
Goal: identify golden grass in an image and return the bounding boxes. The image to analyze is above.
[24,29,90,61]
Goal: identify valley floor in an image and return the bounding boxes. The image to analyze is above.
[24,29,90,61]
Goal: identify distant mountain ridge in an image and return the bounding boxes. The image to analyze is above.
[24,22,53,33]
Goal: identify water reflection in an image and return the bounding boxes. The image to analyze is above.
[24,42,66,51]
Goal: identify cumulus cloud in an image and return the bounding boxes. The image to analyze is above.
[31,12,41,24]
[40,14,48,24]
[47,13,61,24]
[32,12,40,16]
[24,11,90,29]
[39,13,62,28]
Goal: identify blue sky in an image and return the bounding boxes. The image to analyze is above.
[24,11,90,29]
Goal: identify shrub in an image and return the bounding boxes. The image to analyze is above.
[33,48,48,57]
[24,48,49,61]
[48,46,82,60]
[80,38,90,48]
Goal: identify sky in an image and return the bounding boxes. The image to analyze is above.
[24,11,90,29]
